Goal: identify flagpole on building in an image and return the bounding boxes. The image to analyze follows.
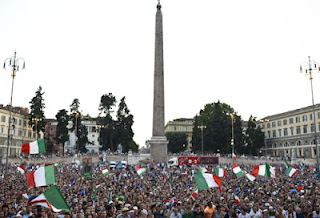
[3,51,25,179]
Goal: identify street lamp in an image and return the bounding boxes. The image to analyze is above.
[3,51,25,178]
[74,112,79,154]
[300,56,320,169]
[197,124,206,155]
[230,114,235,156]
[32,117,42,140]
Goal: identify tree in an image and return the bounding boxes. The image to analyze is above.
[191,115,201,152]
[116,97,135,153]
[166,132,188,153]
[98,93,117,151]
[69,99,89,153]
[29,86,46,139]
[55,109,70,155]
[245,115,265,155]
[191,101,244,154]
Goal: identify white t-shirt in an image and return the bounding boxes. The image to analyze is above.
[249,210,261,218]
[239,213,251,218]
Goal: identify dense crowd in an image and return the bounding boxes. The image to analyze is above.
[0,160,319,218]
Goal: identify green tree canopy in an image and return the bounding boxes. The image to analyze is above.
[166,132,188,153]
[55,109,70,155]
[29,86,46,138]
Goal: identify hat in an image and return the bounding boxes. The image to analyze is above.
[133,206,138,210]
[122,207,130,212]
[109,200,114,204]
[125,204,131,207]
[263,209,268,212]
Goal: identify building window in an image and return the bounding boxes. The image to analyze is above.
[272,130,276,138]
[277,120,281,126]
[174,126,177,131]
[290,127,294,135]
[310,113,314,121]
[1,116,5,122]
[284,128,288,136]
[302,115,307,122]
[296,117,300,123]
[23,120,27,127]
[184,127,187,131]
[24,130,26,137]
[296,126,301,135]
[311,124,315,132]
[267,131,271,138]
[19,119,22,126]
[283,120,287,125]
[18,130,22,136]
[28,131,32,137]
[92,141,95,145]
[289,118,293,124]
[303,125,308,134]
[318,112,320,119]
[278,129,282,137]
[267,123,271,128]
[272,122,276,127]
[50,128,53,134]
[1,126,4,134]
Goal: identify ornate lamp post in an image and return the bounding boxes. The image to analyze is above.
[3,51,25,178]
[197,124,206,155]
[300,56,320,169]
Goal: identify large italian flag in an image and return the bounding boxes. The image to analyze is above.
[232,164,244,178]
[194,173,222,192]
[285,166,298,177]
[22,139,46,154]
[27,165,56,187]
[214,168,227,178]
[252,164,276,178]
[27,185,70,213]
[135,166,146,176]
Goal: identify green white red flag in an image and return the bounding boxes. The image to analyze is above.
[27,185,70,213]
[252,164,276,178]
[27,165,56,187]
[135,166,146,176]
[194,173,222,193]
[214,168,227,178]
[232,164,244,178]
[191,187,199,199]
[285,166,298,177]
[22,139,46,154]
[102,168,110,176]
[17,165,25,174]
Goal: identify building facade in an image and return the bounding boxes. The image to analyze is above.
[0,105,38,157]
[44,119,59,154]
[258,104,320,159]
[64,119,101,154]
[165,118,193,149]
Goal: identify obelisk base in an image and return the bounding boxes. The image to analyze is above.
[149,136,168,163]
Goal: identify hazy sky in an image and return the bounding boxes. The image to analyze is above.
[1,0,320,147]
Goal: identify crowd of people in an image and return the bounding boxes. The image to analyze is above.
[0,160,319,218]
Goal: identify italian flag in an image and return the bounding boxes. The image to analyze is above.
[102,168,110,176]
[17,165,25,174]
[194,173,222,193]
[252,164,276,178]
[232,153,236,161]
[27,165,56,187]
[135,166,146,176]
[232,164,244,178]
[22,139,46,154]
[286,166,298,177]
[95,183,101,189]
[310,167,316,172]
[235,195,241,206]
[191,187,198,199]
[244,172,256,182]
[198,167,208,173]
[214,168,227,178]
[27,185,70,213]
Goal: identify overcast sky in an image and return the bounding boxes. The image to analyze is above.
[1,0,320,147]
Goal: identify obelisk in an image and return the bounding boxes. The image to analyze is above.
[149,1,168,163]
